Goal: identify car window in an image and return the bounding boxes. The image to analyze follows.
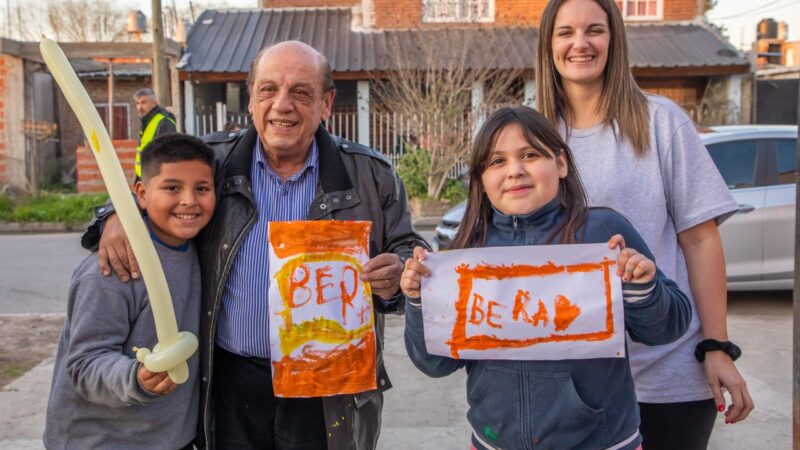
[706,140,758,189]
[774,139,797,185]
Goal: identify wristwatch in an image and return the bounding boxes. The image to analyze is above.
[694,339,742,362]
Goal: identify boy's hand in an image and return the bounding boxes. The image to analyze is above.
[98,213,141,282]
[400,246,432,299]
[137,365,178,396]
[608,235,656,284]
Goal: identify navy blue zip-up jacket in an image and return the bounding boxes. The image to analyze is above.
[404,199,692,450]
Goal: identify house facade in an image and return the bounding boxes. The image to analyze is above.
[178,0,750,156]
[263,0,702,27]
[0,39,182,191]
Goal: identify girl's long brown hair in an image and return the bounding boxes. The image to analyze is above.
[447,107,588,250]
[536,0,650,155]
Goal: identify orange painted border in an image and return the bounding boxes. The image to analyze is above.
[448,258,616,358]
[269,220,371,259]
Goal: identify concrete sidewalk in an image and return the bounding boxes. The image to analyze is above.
[0,315,471,450]
[0,308,790,450]
[0,356,54,449]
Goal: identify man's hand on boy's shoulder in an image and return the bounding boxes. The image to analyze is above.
[99,214,141,282]
[137,365,178,396]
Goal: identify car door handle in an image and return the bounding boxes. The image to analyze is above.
[737,204,755,213]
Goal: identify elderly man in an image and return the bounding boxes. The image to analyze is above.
[133,88,177,180]
[83,41,426,450]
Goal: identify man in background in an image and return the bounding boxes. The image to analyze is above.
[133,87,177,181]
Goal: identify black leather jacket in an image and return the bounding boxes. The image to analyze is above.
[196,125,427,450]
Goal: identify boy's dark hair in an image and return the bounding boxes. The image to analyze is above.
[140,134,215,180]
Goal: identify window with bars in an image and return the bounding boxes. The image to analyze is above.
[614,0,661,20]
[422,0,494,23]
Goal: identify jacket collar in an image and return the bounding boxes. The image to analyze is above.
[314,124,353,193]
[225,124,354,196]
[141,105,168,126]
[490,197,562,231]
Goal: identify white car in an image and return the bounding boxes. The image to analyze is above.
[433,125,798,291]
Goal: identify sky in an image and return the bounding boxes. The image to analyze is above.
[707,0,800,49]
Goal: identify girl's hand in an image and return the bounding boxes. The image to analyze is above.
[608,235,656,284]
[400,246,432,298]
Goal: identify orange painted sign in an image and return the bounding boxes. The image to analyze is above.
[268,220,376,397]
[420,244,625,360]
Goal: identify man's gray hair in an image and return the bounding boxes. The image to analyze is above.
[133,87,157,100]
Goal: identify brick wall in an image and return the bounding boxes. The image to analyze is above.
[262,0,358,6]
[0,55,7,184]
[0,54,24,188]
[76,140,137,193]
[373,0,420,28]
[260,0,697,29]
[372,0,543,28]
[663,0,697,20]
[495,0,547,26]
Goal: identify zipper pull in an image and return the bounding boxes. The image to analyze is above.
[513,215,518,230]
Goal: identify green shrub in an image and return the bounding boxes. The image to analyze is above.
[441,179,467,204]
[397,147,470,203]
[0,192,109,223]
[396,147,431,200]
[0,195,12,215]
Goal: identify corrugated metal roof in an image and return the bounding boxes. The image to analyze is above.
[626,24,745,68]
[71,60,152,79]
[180,8,748,74]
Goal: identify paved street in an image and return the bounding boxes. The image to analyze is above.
[0,232,792,449]
[0,233,85,314]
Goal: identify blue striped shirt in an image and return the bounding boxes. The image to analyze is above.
[216,138,319,358]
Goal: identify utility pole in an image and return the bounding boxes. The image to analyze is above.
[793,70,800,449]
[151,0,169,106]
[108,60,114,139]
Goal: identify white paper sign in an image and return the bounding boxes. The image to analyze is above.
[267,221,377,398]
[419,243,624,360]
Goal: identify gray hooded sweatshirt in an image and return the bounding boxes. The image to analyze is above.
[44,242,200,450]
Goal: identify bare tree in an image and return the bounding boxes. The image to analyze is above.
[46,0,127,42]
[370,30,524,199]
[698,80,738,126]
[4,0,232,42]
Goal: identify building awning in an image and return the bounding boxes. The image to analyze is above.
[179,8,749,79]
[71,60,152,79]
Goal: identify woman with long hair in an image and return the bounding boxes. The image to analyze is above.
[536,0,754,448]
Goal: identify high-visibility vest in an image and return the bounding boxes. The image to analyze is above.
[135,112,176,178]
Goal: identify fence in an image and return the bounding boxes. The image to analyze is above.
[194,102,252,136]
[191,103,470,178]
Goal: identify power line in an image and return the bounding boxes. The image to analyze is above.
[709,0,799,20]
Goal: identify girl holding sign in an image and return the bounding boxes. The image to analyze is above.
[536,0,754,447]
[401,106,692,450]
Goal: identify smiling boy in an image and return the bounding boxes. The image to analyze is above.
[44,134,215,450]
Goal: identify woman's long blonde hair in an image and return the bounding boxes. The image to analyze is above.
[536,0,650,155]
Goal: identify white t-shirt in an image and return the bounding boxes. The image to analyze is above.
[563,94,738,403]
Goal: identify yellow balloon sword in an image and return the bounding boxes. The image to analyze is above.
[39,38,198,384]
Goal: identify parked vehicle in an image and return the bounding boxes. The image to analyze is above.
[433,125,798,291]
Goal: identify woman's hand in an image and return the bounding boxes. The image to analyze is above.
[608,234,655,284]
[400,246,431,299]
[704,351,754,423]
